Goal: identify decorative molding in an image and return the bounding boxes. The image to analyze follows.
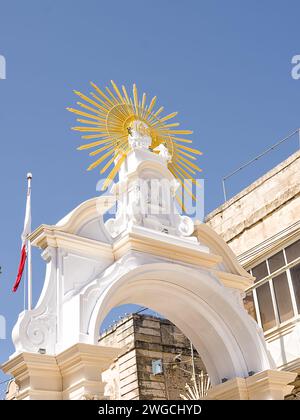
[207,369,297,400]
[30,226,113,260]
[264,318,300,343]
[207,377,248,400]
[1,344,122,400]
[280,357,300,373]
[212,270,253,292]
[12,247,58,355]
[194,222,253,278]
[245,369,297,400]
[56,196,115,234]
[238,220,300,269]
[1,352,62,400]
[112,226,220,268]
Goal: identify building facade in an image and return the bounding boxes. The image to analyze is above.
[206,150,300,399]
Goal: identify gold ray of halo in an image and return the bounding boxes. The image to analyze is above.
[172,164,201,187]
[77,139,113,150]
[76,101,105,116]
[89,144,113,156]
[169,166,196,200]
[122,85,130,103]
[176,150,197,160]
[67,81,202,206]
[173,138,194,146]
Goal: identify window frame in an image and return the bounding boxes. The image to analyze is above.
[246,247,300,333]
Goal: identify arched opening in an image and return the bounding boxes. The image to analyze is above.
[99,305,208,400]
[86,263,271,386]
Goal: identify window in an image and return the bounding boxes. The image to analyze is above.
[152,359,163,375]
[246,239,300,332]
[268,251,285,273]
[256,283,276,331]
[273,272,293,323]
[286,240,300,263]
[252,261,268,283]
[290,263,300,313]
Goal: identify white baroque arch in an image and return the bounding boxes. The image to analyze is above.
[83,260,272,386]
[4,125,298,400]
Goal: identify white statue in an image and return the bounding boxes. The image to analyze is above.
[128,120,152,150]
[153,143,171,163]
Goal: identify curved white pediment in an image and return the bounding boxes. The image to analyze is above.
[56,196,116,243]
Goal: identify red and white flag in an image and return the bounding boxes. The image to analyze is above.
[12,174,32,292]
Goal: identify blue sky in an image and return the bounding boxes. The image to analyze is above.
[0,0,300,385]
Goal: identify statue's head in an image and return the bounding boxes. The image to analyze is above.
[128,120,152,149]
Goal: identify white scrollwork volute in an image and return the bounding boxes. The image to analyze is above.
[12,246,58,355]
[26,313,56,349]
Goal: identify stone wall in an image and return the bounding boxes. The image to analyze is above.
[99,314,205,400]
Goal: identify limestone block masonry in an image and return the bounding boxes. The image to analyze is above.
[99,314,205,400]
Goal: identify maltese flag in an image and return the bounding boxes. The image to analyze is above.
[12,174,32,292]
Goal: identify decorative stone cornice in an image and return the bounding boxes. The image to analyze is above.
[56,343,122,375]
[2,352,62,400]
[113,226,222,268]
[245,370,297,400]
[207,369,297,400]
[212,270,253,291]
[29,223,226,270]
[194,222,253,278]
[264,318,299,343]
[2,344,122,400]
[55,196,115,234]
[280,356,300,374]
[29,226,113,260]
[2,351,60,379]
[238,220,300,269]
[207,377,248,400]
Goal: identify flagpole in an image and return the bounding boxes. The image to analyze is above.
[27,173,32,310]
[27,239,32,310]
[23,261,26,311]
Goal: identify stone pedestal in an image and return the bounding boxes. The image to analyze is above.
[246,370,297,400]
[2,343,121,400]
[206,377,249,400]
[2,352,61,400]
[207,370,297,400]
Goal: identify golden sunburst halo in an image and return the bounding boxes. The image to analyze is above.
[67,80,202,210]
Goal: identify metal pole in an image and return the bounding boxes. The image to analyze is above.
[221,129,299,203]
[27,239,32,310]
[27,173,32,311]
[190,340,196,382]
[23,259,26,312]
[222,178,227,202]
